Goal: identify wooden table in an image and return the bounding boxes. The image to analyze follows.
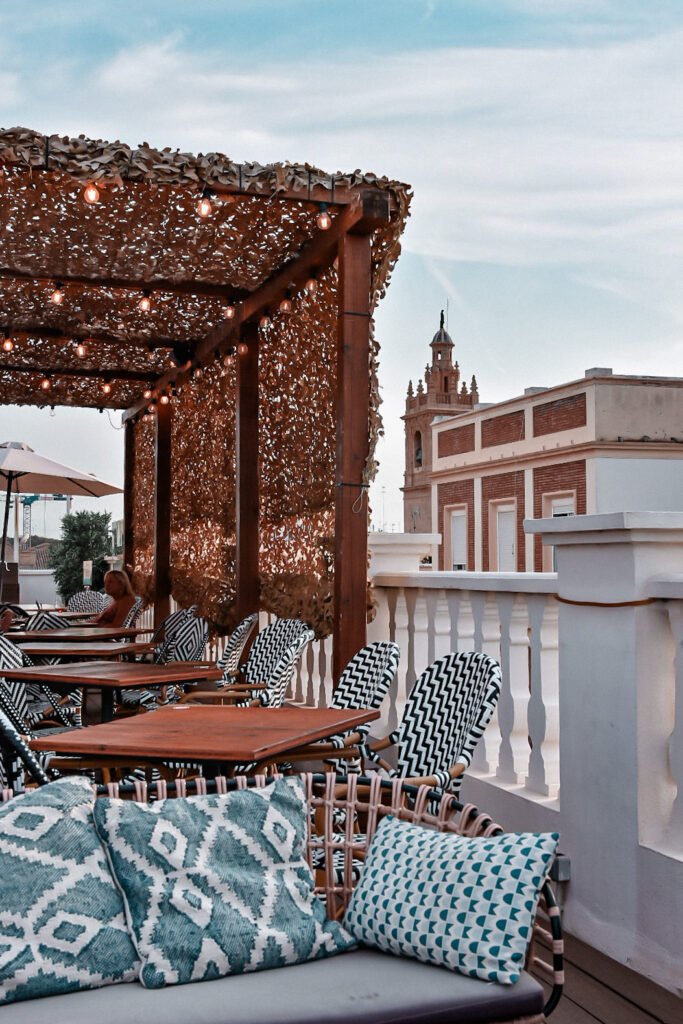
[30,705,379,771]
[3,661,222,723]
[19,641,155,660]
[9,626,152,644]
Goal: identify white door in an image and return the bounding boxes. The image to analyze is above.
[450,510,467,570]
[497,505,516,571]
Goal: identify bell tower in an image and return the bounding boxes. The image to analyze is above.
[402,312,479,532]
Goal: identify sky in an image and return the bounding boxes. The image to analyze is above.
[1,0,683,536]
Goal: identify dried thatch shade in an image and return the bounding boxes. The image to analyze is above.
[0,127,411,634]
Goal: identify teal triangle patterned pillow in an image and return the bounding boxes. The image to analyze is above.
[0,777,139,1004]
[344,816,559,985]
[93,777,354,988]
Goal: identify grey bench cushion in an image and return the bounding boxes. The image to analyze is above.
[0,950,544,1024]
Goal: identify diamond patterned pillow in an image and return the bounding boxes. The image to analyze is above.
[93,777,354,988]
[344,816,559,985]
[0,777,139,1004]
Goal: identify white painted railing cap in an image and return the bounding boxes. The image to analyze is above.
[525,511,683,545]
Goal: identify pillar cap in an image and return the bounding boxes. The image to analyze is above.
[525,511,683,546]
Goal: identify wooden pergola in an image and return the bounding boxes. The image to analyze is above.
[0,128,411,679]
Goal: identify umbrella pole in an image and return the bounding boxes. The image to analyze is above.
[0,475,14,603]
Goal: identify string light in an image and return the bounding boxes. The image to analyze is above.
[222,304,236,320]
[40,376,52,392]
[159,393,170,405]
[138,290,152,313]
[83,183,100,205]
[237,342,249,356]
[223,346,236,367]
[259,313,272,330]
[304,277,318,296]
[197,187,214,218]
[2,332,14,353]
[193,366,203,379]
[279,293,293,314]
[75,341,87,358]
[143,388,152,400]
[316,203,332,230]
[101,380,112,395]
[50,282,65,305]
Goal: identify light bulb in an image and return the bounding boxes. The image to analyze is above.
[237,342,249,356]
[193,367,203,379]
[51,284,64,305]
[316,204,332,230]
[139,292,152,313]
[279,296,293,313]
[143,388,152,400]
[75,342,87,358]
[198,194,213,218]
[101,381,112,395]
[222,304,236,320]
[305,277,317,296]
[2,337,14,352]
[259,314,271,330]
[83,183,100,205]
[159,393,170,405]
[147,404,156,414]
[40,377,51,391]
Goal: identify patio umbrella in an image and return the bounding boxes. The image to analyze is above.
[0,441,123,600]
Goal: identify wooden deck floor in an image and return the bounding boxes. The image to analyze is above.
[534,935,682,1024]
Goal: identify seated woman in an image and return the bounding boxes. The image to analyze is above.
[88,569,136,627]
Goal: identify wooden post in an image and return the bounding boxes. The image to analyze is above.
[123,419,135,575]
[154,402,172,628]
[236,323,260,618]
[333,230,373,682]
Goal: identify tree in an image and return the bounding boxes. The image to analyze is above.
[49,511,112,602]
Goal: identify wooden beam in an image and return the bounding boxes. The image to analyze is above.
[236,322,260,618]
[0,323,199,352]
[0,266,246,302]
[123,419,135,575]
[154,401,172,628]
[332,230,373,684]
[0,363,154,383]
[122,191,391,422]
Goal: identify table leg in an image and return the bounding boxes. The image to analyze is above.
[101,689,114,723]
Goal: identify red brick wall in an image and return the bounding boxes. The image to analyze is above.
[533,393,586,437]
[533,461,586,569]
[437,423,475,458]
[482,410,525,448]
[437,479,475,570]
[482,471,525,571]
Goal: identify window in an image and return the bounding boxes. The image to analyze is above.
[414,430,423,468]
[489,500,517,571]
[449,509,467,570]
[541,492,576,571]
[443,376,448,392]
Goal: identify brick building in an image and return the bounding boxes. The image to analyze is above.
[403,329,683,571]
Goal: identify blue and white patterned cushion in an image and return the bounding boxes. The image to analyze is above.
[0,777,139,1004]
[344,817,559,985]
[93,777,354,989]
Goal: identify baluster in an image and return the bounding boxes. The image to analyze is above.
[404,588,418,692]
[476,594,502,774]
[424,589,438,665]
[305,641,316,707]
[469,592,486,652]
[665,604,683,837]
[494,592,516,783]
[447,590,462,652]
[433,590,452,660]
[539,598,560,797]
[412,590,430,679]
[390,588,411,733]
[317,635,330,708]
[526,594,550,795]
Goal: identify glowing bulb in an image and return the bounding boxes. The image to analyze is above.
[198,194,213,218]
[193,367,203,379]
[223,350,235,367]
[83,183,100,205]
[143,388,152,400]
[279,296,293,314]
[237,342,249,356]
[50,284,64,305]
[40,377,51,391]
[159,393,170,405]
[316,203,332,230]
[2,337,14,352]
[75,341,87,358]
[304,277,317,296]
[101,381,112,395]
[139,292,152,313]
[222,304,236,320]
[259,314,271,330]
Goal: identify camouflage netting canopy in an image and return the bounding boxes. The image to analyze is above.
[0,128,411,634]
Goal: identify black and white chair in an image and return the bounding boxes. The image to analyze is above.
[122,596,145,628]
[24,611,64,631]
[67,590,108,614]
[365,650,501,796]
[216,613,259,679]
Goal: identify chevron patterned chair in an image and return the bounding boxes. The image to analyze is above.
[283,640,401,771]
[67,590,108,614]
[216,613,259,680]
[121,596,145,628]
[365,650,501,796]
[24,611,64,631]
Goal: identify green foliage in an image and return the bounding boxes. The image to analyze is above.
[48,511,112,603]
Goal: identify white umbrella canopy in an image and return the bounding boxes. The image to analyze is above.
[0,441,122,600]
